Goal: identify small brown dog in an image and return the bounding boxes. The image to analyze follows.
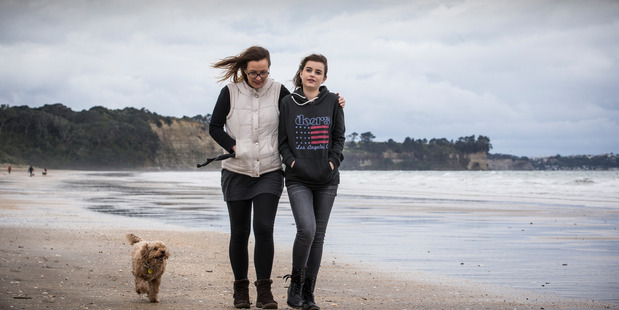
[126,233,170,303]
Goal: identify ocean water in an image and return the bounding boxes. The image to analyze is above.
[66,170,619,303]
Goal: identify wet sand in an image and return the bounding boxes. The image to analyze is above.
[1,168,616,309]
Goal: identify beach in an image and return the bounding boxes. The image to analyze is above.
[1,168,617,309]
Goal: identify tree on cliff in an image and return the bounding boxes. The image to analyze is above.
[360,132,375,143]
[455,135,492,153]
[347,132,359,143]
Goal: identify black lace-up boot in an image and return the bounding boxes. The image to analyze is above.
[284,267,305,308]
[302,273,319,310]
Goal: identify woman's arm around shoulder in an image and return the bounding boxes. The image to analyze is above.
[278,96,296,168]
[279,85,291,102]
[208,86,236,153]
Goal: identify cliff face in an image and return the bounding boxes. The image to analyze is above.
[466,152,489,170]
[148,120,493,171]
[148,119,222,170]
[487,158,534,170]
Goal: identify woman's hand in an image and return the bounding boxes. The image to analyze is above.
[337,93,345,108]
[291,161,295,168]
[329,162,334,170]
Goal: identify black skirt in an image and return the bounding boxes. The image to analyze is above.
[221,169,284,202]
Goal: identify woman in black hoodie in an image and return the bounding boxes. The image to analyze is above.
[278,54,345,310]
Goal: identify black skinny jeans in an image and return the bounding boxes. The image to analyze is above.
[227,193,279,280]
[287,182,337,277]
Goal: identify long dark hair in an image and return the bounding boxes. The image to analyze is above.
[293,54,328,88]
[213,46,271,83]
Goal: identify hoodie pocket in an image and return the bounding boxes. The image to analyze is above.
[290,158,333,184]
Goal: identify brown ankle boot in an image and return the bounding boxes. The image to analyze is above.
[233,279,251,308]
[254,279,278,309]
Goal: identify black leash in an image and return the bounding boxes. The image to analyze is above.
[196,153,235,168]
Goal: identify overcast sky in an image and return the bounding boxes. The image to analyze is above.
[1,0,618,157]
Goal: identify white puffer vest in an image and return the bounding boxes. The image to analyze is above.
[222,78,282,177]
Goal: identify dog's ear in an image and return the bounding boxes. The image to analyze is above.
[140,242,150,260]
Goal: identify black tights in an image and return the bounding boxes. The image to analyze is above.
[227,193,279,280]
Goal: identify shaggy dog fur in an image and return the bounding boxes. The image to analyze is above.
[126,233,170,303]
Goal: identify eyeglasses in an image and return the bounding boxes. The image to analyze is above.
[246,70,269,79]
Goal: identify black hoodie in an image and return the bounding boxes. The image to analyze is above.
[278,85,345,188]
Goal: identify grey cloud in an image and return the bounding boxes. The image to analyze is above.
[1,0,618,156]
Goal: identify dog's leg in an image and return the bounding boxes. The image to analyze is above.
[135,277,149,295]
[147,277,161,303]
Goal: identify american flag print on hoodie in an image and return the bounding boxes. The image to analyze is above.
[295,114,331,150]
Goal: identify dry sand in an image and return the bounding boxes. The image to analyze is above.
[1,168,616,309]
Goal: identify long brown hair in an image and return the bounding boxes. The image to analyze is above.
[213,46,271,83]
[293,54,328,88]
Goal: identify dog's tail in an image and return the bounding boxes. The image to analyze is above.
[126,233,143,245]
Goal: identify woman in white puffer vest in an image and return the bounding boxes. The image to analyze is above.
[209,46,344,309]
[209,46,285,309]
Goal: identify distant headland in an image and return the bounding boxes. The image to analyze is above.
[1,104,616,171]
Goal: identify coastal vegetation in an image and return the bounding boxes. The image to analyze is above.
[1,104,616,170]
[341,133,491,170]
[1,103,162,168]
